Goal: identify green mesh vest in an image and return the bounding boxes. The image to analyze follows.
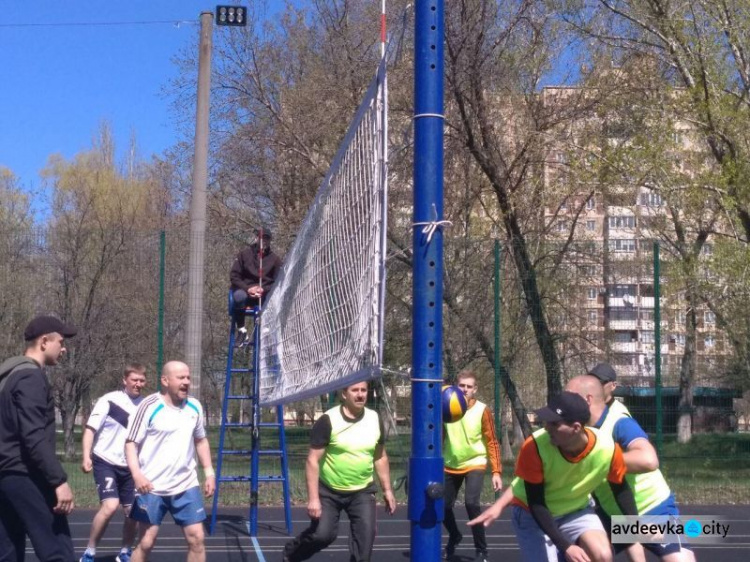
[319,406,381,492]
[512,427,615,517]
[593,405,671,515]
[444,400,488,470]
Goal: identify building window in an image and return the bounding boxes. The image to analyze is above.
[639,310,654,322]
[640,191,664,207]
[586,197,595,210]
[672,334,686,346]
[588,310,598,324]
[608,216,636,229]
[705,335,716,348]
[702,243,713,255]
[705,311,716,325]
[586,220,596,231]
[587,288,598,300]
[640,331,655,344]
[611,285,636,298]
[611,309,637,321]
[608,239,637,253]
[556,220,568,232]
[677,311,686,326]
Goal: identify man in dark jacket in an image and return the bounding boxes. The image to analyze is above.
[0,315,78,561]
[229,228,283,344]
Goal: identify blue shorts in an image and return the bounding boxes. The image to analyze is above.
[130,487,206,527]
[92,455,135,506]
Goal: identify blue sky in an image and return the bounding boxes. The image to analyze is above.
[0,1,278,212]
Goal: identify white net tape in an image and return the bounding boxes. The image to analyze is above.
[259,61,387,406]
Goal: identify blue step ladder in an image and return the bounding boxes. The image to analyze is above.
[209,298,292,536]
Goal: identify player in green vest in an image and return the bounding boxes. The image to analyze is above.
[442,370,502,562]
[566,375,696,562]
[468,392,638,562]
[283,381,396,562]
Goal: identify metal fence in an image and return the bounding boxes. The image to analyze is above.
[2,226,748,505]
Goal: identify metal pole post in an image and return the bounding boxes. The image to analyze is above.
[493,240,503,491]
[157,229,166,390]
[410,1,445,559]
[653,241,662,456]
[184,11,213,399]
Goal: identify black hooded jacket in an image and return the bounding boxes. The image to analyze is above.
[0,356,68,488]
[230,242,283,294]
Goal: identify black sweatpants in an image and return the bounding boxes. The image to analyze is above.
[0,473,75,562]
[284,482,377,562]
[443,470,487,554]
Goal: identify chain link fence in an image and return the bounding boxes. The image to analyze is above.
[2,226,748,505]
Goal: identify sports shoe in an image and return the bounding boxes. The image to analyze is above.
[79,553,95,562]
[444,532,463,559]
[116,549,133,562]
[236,327,250,347]
[473,551,489,562]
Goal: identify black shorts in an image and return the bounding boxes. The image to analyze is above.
[92,455,135,506]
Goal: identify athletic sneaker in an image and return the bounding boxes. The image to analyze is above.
[236,326,250,347]
[444,532,463,559]
[473,551,489,562]
[116,549,133,562]
[79,554,95,562]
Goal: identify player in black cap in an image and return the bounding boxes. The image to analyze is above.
[469,392,637,562]
[0,315,78,561]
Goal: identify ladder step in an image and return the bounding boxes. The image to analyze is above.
[221,450,252,456]
[217,475,286,483]
[224,422,254,428]
[257,422,282,428]
[218,476,252,482]
[258,450,284,456]
[258,475,286,482]
[229,368,253,374]
[226,395,253,400]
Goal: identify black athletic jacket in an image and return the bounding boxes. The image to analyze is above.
[0,356,68,488]
[230,243,283,293]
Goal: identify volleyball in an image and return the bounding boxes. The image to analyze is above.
[442,385,468,423]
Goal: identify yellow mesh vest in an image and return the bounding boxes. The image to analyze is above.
[511,427,615,517]
[444,400,488,470]
[319,406,380,492]
[593,405,671,515]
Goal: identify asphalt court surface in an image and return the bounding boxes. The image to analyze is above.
[26,505,750,561]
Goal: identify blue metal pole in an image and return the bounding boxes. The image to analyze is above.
[410,1,445,560]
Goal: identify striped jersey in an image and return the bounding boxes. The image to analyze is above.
[86,390,144,467]
[126,392,206,496]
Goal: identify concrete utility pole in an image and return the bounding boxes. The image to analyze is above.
[184,11,213,398]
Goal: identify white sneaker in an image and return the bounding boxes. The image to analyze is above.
[236,327,250,347]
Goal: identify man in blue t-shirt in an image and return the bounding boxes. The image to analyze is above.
[566,375,695,562]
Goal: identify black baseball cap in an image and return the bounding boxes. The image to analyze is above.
[534,391,590,425]
[24,315,78,342]
[588,362,617,383]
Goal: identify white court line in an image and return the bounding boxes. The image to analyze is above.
[252,536,267,562]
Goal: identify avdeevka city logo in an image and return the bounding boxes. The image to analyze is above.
[684,519,702,538]
[611,515,730,544]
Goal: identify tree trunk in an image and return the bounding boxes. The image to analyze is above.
[512,408,525,446]
[677,288,699,443]
[506,227,563,398]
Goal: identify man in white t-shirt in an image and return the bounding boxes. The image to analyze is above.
[125,361,215,562]
[80,364,147,562]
